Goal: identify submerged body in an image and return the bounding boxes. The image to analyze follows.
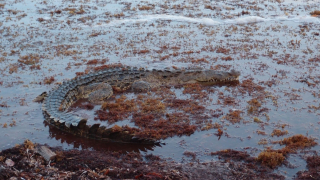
[39,66,240,144]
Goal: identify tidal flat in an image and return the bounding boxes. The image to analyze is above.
[0,0,320,179]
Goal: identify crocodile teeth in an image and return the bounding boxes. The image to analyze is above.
[53,117,59,122]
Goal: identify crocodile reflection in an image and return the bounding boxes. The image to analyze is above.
[44,121,160,153]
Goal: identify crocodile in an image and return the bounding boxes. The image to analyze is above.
[37,66,240,144]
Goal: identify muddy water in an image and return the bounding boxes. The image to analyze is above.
[0,0,320,178]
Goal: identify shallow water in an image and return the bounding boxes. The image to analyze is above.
[1,0,320,178]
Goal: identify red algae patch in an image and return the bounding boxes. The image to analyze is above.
[18,54,40,65]
[93,86,213,139]
[96,95,137,123]
[257,135,317,168]
[139,98,166,114]
[165,99,205,114]
[247,98,262,115]
[211,149,255,162]
[257,150,285,169]
[0,141,287,179]
[86,58,107,65]
[310,10,320,16]
[296,155,320,179]
[23,139,35,150]
[92,63,123,72]
[238,79,265,94]
[131,112,197,140]
[183,83,209,99]
[213,135,318,170]
[222,109,243,124]
[138,5,154,11]
[210,149,285,179]
[101,95,136,112]
[271,129,288,137]
[134,119,197,140]
[276,134,317,150]
[201,122,221,131]
[43,76,55,85]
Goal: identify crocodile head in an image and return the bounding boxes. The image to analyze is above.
[180,69,240,83]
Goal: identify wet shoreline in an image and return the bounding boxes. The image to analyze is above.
[1,0,320,178]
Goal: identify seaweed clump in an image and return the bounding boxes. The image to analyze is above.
[296,155,320,179]
[210,149,285,179]
[310,10,320,16]
[0,143,286,180]
[223,109,243,124]
[213,135,318,170]
[133,113,197,140]
[95,94,199,140]
[183,83,208,99]
[278,134,317,150]
[165,99,205,114]
[257,150,285,169]
[247,98,261,114]
[139,98,166,114]
[271,129,288,137]
[211,149,255,162]
[257,135,317,168]
[95,95,136,123]
[18,54,40,65]
[238,79,265,94]
[43,76,55,84]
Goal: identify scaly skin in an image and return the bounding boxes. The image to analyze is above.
[38,66,240,144]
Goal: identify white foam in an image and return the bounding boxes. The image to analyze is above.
[292,16,320,23]
[137,14,222,26]
[87,14,221,27]
[83,14,320,28]
[269,15,320,23]
[274,15,290,21]
[225,16,269,24]
[43,16,51,20]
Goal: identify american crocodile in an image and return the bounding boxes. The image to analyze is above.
[38,66,240,144]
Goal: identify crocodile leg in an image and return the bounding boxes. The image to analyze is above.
[78,83,113,104]
[131,80,151,92]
